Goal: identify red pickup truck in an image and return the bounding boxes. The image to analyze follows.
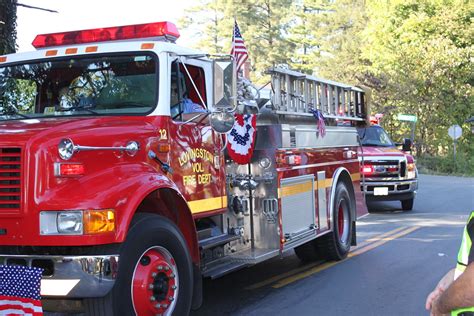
[357,125,418,211]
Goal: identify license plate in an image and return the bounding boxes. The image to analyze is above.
[374,187,389,196]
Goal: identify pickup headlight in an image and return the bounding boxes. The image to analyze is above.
[407,163,417,179]
[40,209,115,235]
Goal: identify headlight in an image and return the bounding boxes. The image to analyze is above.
[58,138,76,160]
[57,212,83,234]
[40,209,115,235]
[407,163,416,179]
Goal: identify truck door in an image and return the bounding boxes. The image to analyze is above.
[167,58,226,216]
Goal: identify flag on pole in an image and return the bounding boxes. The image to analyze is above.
[0,265,43,315]
[230,20,249,73]
[309,108,326,138]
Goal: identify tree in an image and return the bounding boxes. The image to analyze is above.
[0,0,18,55]
[362,0,473,155]
[179,0,230,54]
[180,0,294,83]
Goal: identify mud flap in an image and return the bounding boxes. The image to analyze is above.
[191,264,203,310]
[351,221,357,246]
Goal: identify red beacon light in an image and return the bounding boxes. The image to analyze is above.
[32,21,180,48]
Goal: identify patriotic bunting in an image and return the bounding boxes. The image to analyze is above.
[226,114,257,164]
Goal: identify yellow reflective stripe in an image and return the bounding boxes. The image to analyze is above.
[318,178,333,189]
[351,172,361,181]
[452,212,474,315]
[277,175,361,198]
[279,182,313,198]
[189,196,227,214]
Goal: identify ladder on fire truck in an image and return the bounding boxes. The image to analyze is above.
[266,67,367,121]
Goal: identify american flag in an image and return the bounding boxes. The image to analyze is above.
[309,108,326,137]
[0,265,43,315]
[230,20,249,73]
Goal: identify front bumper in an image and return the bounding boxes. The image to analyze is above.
[0,254,119,298]
[362,179,418,201]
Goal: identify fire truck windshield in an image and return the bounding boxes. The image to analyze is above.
[0,53,157,120]
[357,126,395,147]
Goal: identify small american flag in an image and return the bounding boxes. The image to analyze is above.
[230,20,249,73]
[310,108,326,137]
[0,265,43,315]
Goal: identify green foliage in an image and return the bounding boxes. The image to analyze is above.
[0,0,17,55]
[180,0,472,169]
[180,0,294,83]
[417,152,474,176]
[363,0,473,157]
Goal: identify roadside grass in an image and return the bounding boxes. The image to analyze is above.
[417,154,474,177]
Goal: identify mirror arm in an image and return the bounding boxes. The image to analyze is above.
[178,56,208,110]
[182,111,210,125]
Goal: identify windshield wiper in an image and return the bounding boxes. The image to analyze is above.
[1,111,31,119]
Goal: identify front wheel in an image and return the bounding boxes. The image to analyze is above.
[86,214,193,316]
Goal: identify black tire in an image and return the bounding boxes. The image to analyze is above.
[85,214,193,316]
[401,198,414,211]
[317,182,353,261]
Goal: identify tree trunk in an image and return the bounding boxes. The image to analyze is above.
[0,0,18,55]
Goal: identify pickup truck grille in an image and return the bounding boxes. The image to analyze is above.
[0,148,22,213]
[367,159,406,179]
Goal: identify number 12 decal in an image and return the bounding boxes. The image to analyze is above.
[159,129,168,140]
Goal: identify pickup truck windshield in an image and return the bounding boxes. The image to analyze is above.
[0,53,157,120]
[357,126,395,147]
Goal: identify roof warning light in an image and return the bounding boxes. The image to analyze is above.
[32,21,180,48]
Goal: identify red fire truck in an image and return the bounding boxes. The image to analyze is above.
[0,22,368,315]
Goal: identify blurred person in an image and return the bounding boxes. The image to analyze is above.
[426,211,474,316]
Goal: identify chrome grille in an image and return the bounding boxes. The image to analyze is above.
[368,160,401,178]
[0,148,22,213]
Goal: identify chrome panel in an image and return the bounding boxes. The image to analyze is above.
[317,171,328,230]
[0,254,118,298]
[281,175,316,238]
[281,125,358,148]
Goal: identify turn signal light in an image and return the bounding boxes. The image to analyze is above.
[83,209,115,234]
[55,163,85,177]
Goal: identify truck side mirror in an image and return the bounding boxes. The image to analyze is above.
[402,138,412,152]
[209,111,235,134]
[213,59,236,110]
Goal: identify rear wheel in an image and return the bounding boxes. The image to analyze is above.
[85,214,193,316]
[401,198,414,211]
[295,182,354,262]
[318,182,353,261]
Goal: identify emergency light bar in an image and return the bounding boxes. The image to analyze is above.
[32,21,180,48]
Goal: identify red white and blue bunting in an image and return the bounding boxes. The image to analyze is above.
[226,114,257,164]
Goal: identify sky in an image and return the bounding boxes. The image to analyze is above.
[16,0,197,52]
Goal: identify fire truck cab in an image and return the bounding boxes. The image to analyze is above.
[0,22,367,315]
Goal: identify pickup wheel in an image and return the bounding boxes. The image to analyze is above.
[401,198,414,211]
[85,214,193,316]
[318,182,353,261]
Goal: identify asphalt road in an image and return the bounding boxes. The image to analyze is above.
[192,174,474,316]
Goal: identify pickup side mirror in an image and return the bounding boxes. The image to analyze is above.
[402,138,412,152]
